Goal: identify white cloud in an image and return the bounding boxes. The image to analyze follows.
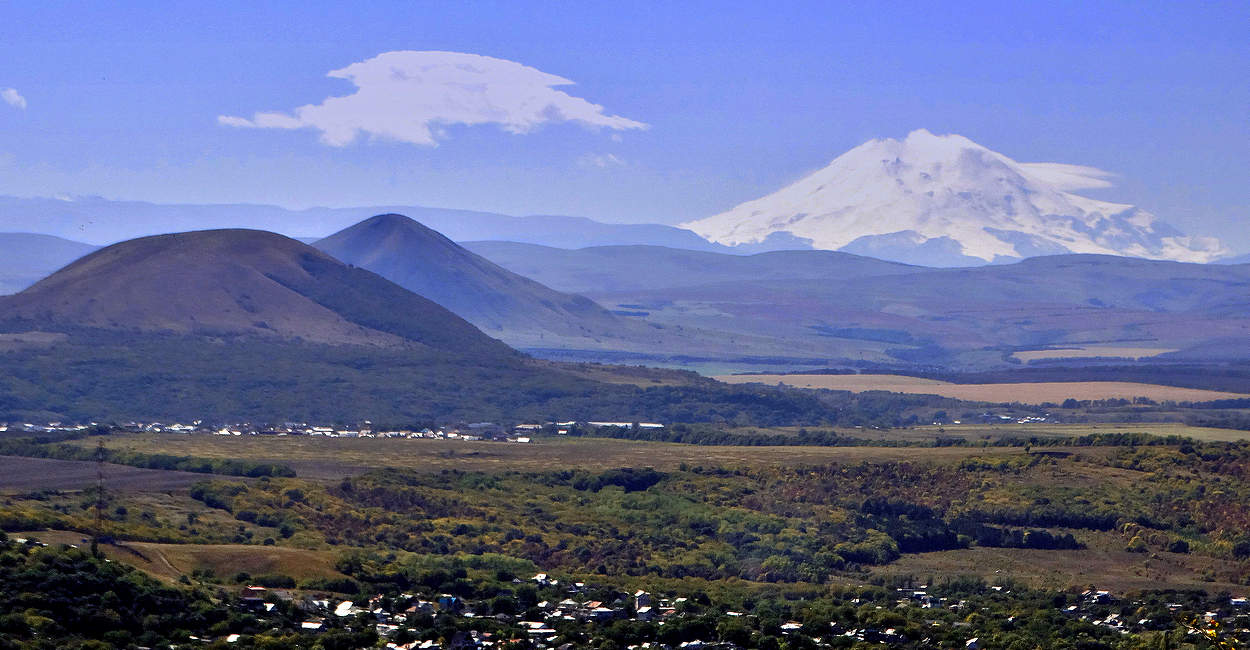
[1019,162,1116,191]
[219,50,647,146]
[2,88,26,110]
[577,153,626,168]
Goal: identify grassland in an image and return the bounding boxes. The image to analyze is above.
[906,421,1250,442]
[716,373,1250,404]
[66,434,1029,480]
[4,430,1246,596]
[1011,345,1177,363]
[16,529,347,584]
[722,421,1250,443]
[872,539,1248,593]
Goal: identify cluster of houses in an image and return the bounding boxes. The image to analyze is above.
[0,418,665,442]
[0,421,99,433]
[234,575,733,650]
[3,419,666,443]
[222,577,1250,649]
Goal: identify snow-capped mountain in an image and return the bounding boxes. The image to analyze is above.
[682,129,1226,266]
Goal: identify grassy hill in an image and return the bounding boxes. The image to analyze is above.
[314,214,639,349]
[0,228,515,353]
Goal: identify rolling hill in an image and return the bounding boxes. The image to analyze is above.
[1,228,514,354]
[467,242,1250,368]
[464,241,918,294]
[0,227,852,423]
[313,214,635,348]
[593,254,1250,365]
[0,232,97,295]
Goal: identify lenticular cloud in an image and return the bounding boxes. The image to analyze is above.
[219,50,647,146]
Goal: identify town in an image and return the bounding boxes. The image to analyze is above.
[1,419,669,443]
[165,567,1250,649]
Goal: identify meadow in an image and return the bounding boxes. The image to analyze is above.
[67,433,1033,479]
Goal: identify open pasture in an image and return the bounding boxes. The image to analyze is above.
[716,373,1250,404]
[908,421,1250,442]
[71,433,1034,480]
[15,530,345,584]
[872,542,1248,593]
[729,421,1250,443]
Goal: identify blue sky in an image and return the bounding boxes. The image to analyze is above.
[1,1,1247,249]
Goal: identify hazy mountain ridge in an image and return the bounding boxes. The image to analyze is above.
[0,195,730,251]
[313,214,637,348]
[463,241,917,294]
[682,129,1227,266]
[470,242,1250,367]
[0,233,98,295]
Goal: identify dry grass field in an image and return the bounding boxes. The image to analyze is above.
[70,434,1034,480]
[727,421,1250,443]
[906,421,1250,442]
[15,530,345,584]
[716,373,1250,404]
[872,543,1248,593]
[1011,345,1177,363]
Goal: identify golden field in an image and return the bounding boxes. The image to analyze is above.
[715,373,1250,404]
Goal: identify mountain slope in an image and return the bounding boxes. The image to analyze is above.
[464,241,918,294]
[0,233,98,295]
[0,228,514,356]
[577,253,1250,367]
[682,129,1225,266]
[313,214,632,346]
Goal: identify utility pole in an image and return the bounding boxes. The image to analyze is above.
[92,439,105,558]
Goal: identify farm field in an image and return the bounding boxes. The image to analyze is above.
[1010,345,1178,363]
[716,373,1250,404]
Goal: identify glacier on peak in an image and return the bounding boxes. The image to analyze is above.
[681,129,1226,266]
